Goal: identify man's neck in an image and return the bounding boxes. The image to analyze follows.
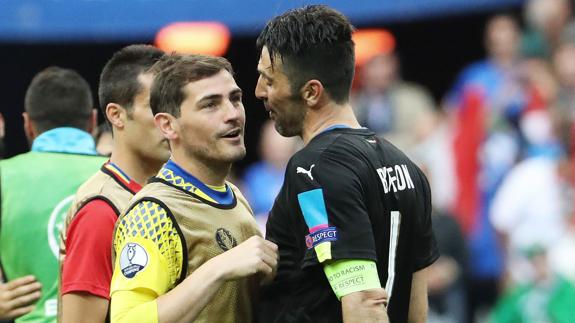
[109,145,163,185]
[170,149,230,186]
[301,102,360,145]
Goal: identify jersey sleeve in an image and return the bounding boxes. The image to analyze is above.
[291,151,378,267]
[410,168,439,272]
[110,200,184,306]
[61,199,118,299]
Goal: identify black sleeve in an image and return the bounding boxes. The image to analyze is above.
[411,167,439,272]
[292,151,377,267]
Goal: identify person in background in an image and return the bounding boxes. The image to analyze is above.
[445,15,533,321]
[491,245,575,323]
[0,272,41,321]
[521,0,575,58]
[59,45,169,323]
[352,33,436,152]
[0,66,105,322]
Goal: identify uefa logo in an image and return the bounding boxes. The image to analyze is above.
[305,235,314,248]
[119,242,148,278]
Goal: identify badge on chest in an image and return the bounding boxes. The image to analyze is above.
[215,228,238,251]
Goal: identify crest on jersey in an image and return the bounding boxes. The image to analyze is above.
[215,228,238,251]
[120,243,148,278]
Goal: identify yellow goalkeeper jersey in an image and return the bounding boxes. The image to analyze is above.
[110,159,261,323]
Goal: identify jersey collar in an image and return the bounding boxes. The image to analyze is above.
[318,124,352,135]
[31,127,98,155]
[157,159,234,205]
[101,162,142,194]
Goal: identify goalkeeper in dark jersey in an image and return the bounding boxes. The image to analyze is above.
[255,5,439,323]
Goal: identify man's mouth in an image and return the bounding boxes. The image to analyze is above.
[264,104,275,118]
[220,128,242,139]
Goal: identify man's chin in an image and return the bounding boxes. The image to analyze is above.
[223,147,246,163]
[232,148,247,162]
[275,124,299,138]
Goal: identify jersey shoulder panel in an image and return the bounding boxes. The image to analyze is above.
[115,199,184,289]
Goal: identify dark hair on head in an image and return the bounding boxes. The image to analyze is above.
[147,52,183,76]
[257,5,355,103]
[150,54,233,117]
[98,44,165,120]
[25,66,93,133]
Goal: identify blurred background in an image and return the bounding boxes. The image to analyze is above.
[2,0,575,322]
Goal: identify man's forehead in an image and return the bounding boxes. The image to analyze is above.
[184,70,239,99]
[258,47,283,73]
[258,48,271,68]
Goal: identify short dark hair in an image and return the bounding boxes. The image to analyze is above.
[257,5,355,103]
[147,52,183,76]
[150,54,233,117]
[25,66,93,133]
[98,44,165,119]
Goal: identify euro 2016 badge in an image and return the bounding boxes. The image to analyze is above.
[120,243,148,278]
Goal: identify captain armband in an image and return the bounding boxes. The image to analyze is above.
[323,259,381,300]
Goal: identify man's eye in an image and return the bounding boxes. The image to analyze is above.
[203,102,217,109]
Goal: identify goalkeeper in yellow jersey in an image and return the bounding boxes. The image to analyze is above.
[109,54,278,323]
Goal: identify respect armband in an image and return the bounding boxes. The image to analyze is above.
[323,259,381,300]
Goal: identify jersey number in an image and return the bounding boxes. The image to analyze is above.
[384,211,401,298]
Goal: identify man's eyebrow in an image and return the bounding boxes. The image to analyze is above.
[257,67,273,80]
[197,93,222,102]
[229,88,243,96]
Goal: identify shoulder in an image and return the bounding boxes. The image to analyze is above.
[115,198,180,250]
[68,199,117,242]
[289,130,369,168]
[77,198,118,220]
[75,170,111,198]
[133,180,175,200]
[113,197,186,282]
[121,197,170,223]
[0,152,33,174]
[66,199,117,253]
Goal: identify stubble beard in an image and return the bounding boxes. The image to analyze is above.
[275,104,306,138]
[184,140,246,169]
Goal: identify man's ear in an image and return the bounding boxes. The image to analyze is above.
[301,79,324,108]
[106,103,128,130]
[22,112,38,142]
[154,113,178,141]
